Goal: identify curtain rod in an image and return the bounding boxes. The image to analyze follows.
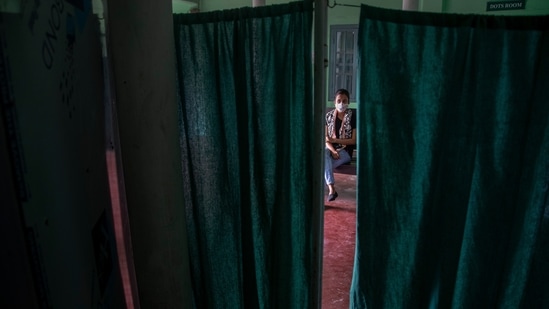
[327,0,361,8]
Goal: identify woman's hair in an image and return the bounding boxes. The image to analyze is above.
[334,88,350,100]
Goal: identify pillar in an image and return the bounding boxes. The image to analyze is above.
[104,0,193,307]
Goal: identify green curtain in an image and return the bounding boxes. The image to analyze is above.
[173,3,315,308]
[352,5,549,309]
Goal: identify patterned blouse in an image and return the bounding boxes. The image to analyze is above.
[326,108,356,153]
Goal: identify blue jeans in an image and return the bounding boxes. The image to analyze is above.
[324,148,351,185]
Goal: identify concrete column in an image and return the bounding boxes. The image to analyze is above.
[402,0,419,10]
[104,0,193,307]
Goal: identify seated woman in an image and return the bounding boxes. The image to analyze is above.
[324,88,356,202]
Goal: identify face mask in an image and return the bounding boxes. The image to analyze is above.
[336,103,348,112]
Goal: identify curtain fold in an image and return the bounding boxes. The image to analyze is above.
[352,5,549,308]
[173,3,314,308]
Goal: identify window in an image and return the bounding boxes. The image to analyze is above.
[328,25,358,102]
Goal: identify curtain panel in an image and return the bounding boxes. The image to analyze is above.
[352,5,549,309]
[173,3,314,308]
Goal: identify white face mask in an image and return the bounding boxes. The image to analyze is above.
[336,103,349,112]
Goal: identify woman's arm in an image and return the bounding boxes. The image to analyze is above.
[326,128,356,146]
[325,126,340,158]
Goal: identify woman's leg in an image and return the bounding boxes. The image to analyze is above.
[324,148,352,186]
[332,149,351,169]
[324,149,351,201]
[324,148,335,187]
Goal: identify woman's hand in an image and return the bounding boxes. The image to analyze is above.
[331,151,339,159]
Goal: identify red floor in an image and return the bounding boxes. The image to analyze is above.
[322,167,357,309]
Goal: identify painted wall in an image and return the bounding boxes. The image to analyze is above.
[198,0,298,12]
[173,0,198,13]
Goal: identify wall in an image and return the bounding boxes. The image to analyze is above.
[198,0,295,11]
[173,0,199,13]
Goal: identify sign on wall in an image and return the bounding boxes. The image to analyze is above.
[486,0,526,11]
